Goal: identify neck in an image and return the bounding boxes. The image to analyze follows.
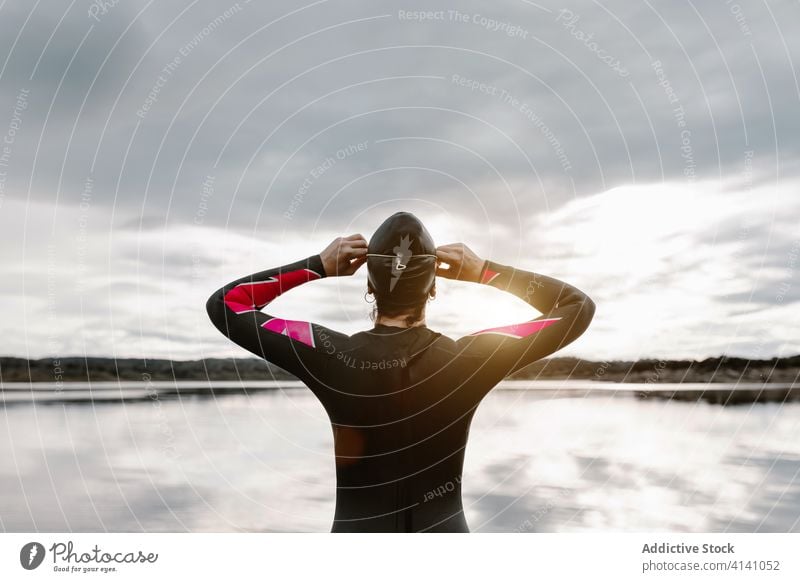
[375,312,427,328]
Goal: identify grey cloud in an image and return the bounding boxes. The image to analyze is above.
[2,0,800,358]
[0,1,149,108]
[2,0,797,230]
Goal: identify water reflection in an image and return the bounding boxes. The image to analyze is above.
[1,386,798,532]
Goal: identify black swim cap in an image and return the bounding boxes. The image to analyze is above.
[367,212,437,308]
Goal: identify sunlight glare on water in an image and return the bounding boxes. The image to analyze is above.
[0,384,798,532]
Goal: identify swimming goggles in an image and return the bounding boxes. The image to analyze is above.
[366,253,438,270]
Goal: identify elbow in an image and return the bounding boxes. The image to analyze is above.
[561,287,596,324]
[582,295,596,319]
[206,289,226,324]
[577,295,596,330]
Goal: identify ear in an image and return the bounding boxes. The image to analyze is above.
[429,284,436,299]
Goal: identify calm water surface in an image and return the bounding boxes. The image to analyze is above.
[1,382,798,532]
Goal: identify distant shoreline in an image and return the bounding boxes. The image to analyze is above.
[1,354,798,384]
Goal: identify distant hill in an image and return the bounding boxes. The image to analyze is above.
[1,354,798,384]
[509,355,800,384]
[0,357,295,382]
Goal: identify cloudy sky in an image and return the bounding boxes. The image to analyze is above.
[0,0,798,362]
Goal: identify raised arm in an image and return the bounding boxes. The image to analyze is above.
[437,243,595,377]
[205,234,367,378]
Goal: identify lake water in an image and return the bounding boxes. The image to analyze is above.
[1,381,798,532]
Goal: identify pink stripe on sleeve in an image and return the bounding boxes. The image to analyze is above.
[480,268,501,284]
[223,268,321,314]
[261,318,316,348]
[469,317,562,339]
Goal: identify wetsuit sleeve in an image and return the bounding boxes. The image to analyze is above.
[456,259,596,377]
[205,254,341,380]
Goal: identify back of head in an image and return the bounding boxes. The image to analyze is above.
[367,212,436,313]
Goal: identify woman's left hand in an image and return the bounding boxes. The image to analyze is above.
[319,234,368,276]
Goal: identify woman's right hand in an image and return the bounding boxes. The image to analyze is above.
[319,234,368,277]
[435,243,485,282]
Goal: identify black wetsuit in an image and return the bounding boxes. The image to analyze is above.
[206,254,595,532]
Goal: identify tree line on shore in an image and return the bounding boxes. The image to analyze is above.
[1,354,797,384]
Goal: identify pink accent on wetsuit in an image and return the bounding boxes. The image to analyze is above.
[261,318,316,348]
[223,268,322,314]
[480,268,501,284]
[469,317,562,339]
